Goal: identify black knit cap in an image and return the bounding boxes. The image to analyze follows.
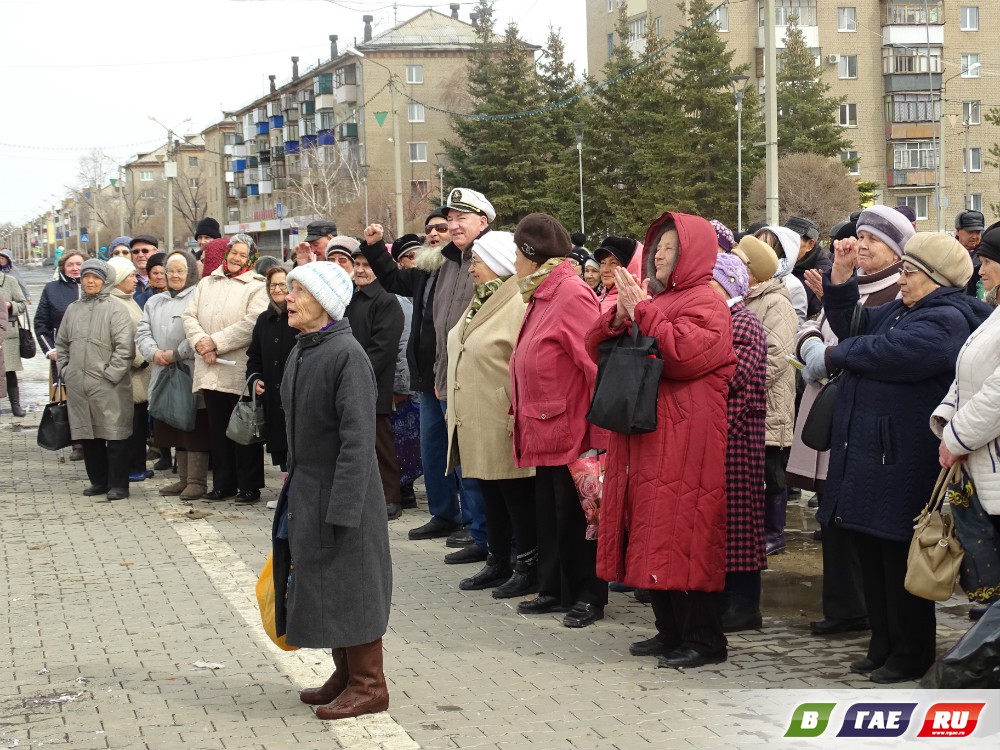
[194,217,221,239]
[829,220,857,241]
[513,213,572,261]
[391,233,422,262]
[425,206,449,226]
[145,252,166,274]
[976,220,1000,264]
[568,247,592,268]
[594,236,638,266]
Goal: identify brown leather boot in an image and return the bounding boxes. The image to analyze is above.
[315,638,389,720]
[180,451,209,500]
[159,451,188,496]
[299,648,348,705]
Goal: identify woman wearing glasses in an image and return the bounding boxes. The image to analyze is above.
[247,266,298,504]
[182,233,269,503]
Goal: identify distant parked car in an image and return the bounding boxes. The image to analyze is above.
[42,257,55,267]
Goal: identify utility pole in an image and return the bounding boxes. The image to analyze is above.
[964,117,971,209]
[389,79,404,237]
[763,0,780,225]
[166,130,175,251]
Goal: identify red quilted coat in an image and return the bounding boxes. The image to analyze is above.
[584,212,736,592]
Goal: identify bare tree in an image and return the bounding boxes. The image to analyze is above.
[285,143,363,222]
[75,149,144,237]
[172,153,208,239]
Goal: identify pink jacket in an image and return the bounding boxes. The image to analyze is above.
[511,260,603,467]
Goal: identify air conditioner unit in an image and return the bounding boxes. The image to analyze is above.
[827,54,840,64]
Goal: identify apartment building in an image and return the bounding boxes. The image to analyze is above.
[586,0,997,228]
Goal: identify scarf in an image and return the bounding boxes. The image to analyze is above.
[223,245,259,278]
[464,277,508,330]
[518,257,563,302]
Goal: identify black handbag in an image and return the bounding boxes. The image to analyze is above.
[17,312,36,359]
[800,302,863,452]
[37,372,71,451]
[586,324,664,435]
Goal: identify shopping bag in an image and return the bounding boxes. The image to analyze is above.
[256,553,298,651]
[226,374,266,445]
[586,325,663,435]
[920,601,1000,688]
[148,361,197,432]
[904,465,965,601]
[947,469,1000,604]
[568,454,602,540]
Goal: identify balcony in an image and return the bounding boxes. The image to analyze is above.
[269,115,284,129]
[285,140,299,155]
[887,168,936,187]
[233,144,247,157]
[259,150,271,165]
[273,145,285,160]
[314,73,334,96]
[267,100,281,118]
[247,184,259,197]
[248,156,259,169]
[883,24,943,46]
[759,25,819,51]
[273,177,288,190]
[318,129,335,146]
[228,186,240,199]
[884,72,940,93]
[336,84,358,105]
[883,1,943,26]
[315,94,335,112]
[302,100,315,116]
[259,181,272,195]
[284,108,299,122]
[301,133,318,150]
[338,122,358,140]
[281,93,298,111]
[234,159,247,172]
[256,122,269,136]
[885,123,938,141]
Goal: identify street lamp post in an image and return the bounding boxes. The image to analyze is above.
[571,122,585,235]
[359,163,370,226]
[435,152,446,207]
[729,74,751,233]
[938,63,979,230]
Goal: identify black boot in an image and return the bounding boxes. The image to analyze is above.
[459,554,512,591]
[399,482,417,509]
[721,599,763,633]
[8,381,26,418]
[492,548,538,599]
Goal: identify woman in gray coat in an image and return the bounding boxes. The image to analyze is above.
[273,261,392,721]
[0,265,27,416]
[56,259,135,500]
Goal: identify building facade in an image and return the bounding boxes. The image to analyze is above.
[586,0,997,229]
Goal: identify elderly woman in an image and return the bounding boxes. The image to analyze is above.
[446,231,536,597]
[108,256,153,483]
[754,225,808,324]
[583,255,602,295]
[274,262,391,721]
[0,254,28,417]
[135,252,167,309]
[820,232,990,684]
[933,221,1000,619]
[586,213,736,666]
[56,259,135,501]
[510,213,606,628]
[0,249,31,302]
[182,233,268,502]
[136,250,210,500]
[791,206,912,637]
[247,265,297,480]
[595,236,640,313]
[709,252,769,634]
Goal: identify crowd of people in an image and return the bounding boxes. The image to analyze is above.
[11,191,1000,719]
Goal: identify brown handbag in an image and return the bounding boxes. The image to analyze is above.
[904,465,965,602]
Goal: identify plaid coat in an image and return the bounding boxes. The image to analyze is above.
[726,302,768,572]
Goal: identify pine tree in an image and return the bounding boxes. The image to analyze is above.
[665,0,764,229]
[776,15,853,158]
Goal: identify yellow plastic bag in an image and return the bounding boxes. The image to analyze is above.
[256,553,299,651]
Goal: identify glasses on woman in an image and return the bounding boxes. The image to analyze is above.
[112,249,131,258]
[899,265,924,277]
[268,283,288,292]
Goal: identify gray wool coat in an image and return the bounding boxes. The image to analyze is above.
[272,322,392,649]
[56,276,134,441]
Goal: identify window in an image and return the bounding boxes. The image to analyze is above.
[606,0,613,10]
[628,16,646,40]
[139,188,155,199]
[335,65,357,87]
[964,100,981,125]
[882,47,942,74]
[838,55,858,79]
[837,6,856,31]
[841,150,860,175]
[140,207,155,218]
[760,0,818,27]
[901,195,929,220]
[189,178,199,189]
[839,103,857,127]
[405,65,423,84]
[968,194,983,212]
[961,53,981,77]
[408,142,427,162]
[960,7,979,31]
[318,111,336,130]
[884,1,942,25]
[894,141,938,170]
[410,180,430,197]
[963,147,982,172]
[710,7,729,31]
[888,93,941,123]
[140,170,154,181]
[187,156,198,168]
[607,33,614,58]
[408,102,425,123]
[655,17,661,36]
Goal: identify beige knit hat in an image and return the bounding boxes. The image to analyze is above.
[736,235,779,283]
[903,232,974,289]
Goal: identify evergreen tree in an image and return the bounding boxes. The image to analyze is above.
[665,0,764,228]
[776,15,853,158]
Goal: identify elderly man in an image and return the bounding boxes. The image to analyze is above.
[786,215,831,318]
[295,220,338,266]
[392,234,421,269]
[325,236,360,276]
[128,235,158,300]
[956,210,986,298]
[346,249,405,520]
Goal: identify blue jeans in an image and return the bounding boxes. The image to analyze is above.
[419,391,460,524]
[439,398,488,548]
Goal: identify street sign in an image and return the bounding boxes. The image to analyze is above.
[80,233,89,243]
[276,202,283,220]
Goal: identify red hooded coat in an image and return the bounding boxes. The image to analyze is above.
[584,212,736,592]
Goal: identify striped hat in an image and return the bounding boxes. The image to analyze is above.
[856,205,915,257]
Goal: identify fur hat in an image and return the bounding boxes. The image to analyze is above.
[472,231,517,277]
[145,252,166,276]
[856,205,915,258]
[194,217,221,240]
[713,252,750,299]
[904,232,975,289]
[513,213,572,261]
[737,235,779,283]
[286,262,354,321]
[107,256,137,286]
[594,236,638,266]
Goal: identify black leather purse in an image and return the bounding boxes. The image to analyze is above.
[37,371,71,451]
[586,325,664,435]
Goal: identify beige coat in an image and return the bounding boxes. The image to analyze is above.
[446,276,533,480]
[111,288,149,403]
[181,267,268,396]
[745,278,797,448]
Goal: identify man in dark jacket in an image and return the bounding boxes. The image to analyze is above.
[347,251,405,520]
[956,209,986,298]
[786,215,831,318]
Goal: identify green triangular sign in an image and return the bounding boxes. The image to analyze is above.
[374,112,388,127]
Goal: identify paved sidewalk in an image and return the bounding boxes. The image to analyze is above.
[0,269,979,750]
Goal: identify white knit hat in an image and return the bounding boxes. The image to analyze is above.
[472,231,517,277]
[107,256,137,286]
[286,262,354,321]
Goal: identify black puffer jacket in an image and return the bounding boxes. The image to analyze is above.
[793,244,833,318]
[246,305,298,457]
[34,274,81,354]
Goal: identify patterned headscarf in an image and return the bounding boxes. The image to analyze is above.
[224,233,259,278]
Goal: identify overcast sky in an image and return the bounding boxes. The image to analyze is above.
[0,0,587,226]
